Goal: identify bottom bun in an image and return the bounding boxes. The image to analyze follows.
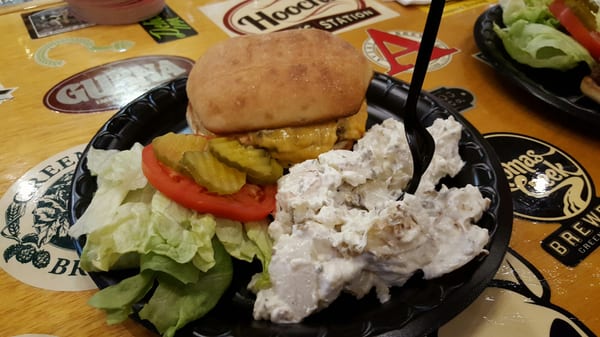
[580,76,600,104]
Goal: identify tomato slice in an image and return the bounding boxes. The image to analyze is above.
[141,144,276,222]
[549,0,600,60]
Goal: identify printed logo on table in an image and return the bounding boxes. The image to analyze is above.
[427,0,497,17]
[485,133,599,266]
[199,0,399,36]
[0,145,96,291]
[22,5,95,39]
[34,38,135,68]
[363,29,460,76]
[438,248,594,336]
[43,55,194,113]
[0,83,17,104]
[140,6,198,43]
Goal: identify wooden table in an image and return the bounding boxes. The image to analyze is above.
[1,1,598,336]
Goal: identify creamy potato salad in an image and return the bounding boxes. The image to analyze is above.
[253,117,491,323]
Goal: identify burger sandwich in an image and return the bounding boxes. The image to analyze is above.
[185,28,373,166]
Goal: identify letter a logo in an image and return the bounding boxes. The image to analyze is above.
[365,29,459,76]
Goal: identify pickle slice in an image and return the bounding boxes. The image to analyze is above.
[180,150,246,195]
[248,158,284,185]
[208,137,283,184]
[152,132,208,171]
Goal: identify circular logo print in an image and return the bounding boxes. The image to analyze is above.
[0,145,96,291]
[363,30,458,74]
[485,133,594,222]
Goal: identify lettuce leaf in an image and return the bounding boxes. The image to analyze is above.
[494,19,595,70]
[215,218,272,291]
[80,192,217,272]
[88,270,155,324]
[69,143,148,239]
[499,0,558,26]
[139,239,233,337]
[494,0,596,70]
[88,240,233,337]
[141,253,200,285]
[244,220,273,291]
[149,192,217,272]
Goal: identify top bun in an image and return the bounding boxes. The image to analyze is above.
[186,29,373,134]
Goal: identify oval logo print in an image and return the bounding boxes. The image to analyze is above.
[44,55,194,113]
[485,133,594,222]
[223,0,367,35]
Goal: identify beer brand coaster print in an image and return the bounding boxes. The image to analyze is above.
[34,38,135,68]
[434,0,496,16]
[140,6,197,43]
[472,51,493,67]
[22,5,95,39]
[485,133,599,267]
[0,144,96,291]
[363,29,460,76]
[43,55,194,113]
[438,249,595,337]
[199,0,399,36]
[0,83,17,104]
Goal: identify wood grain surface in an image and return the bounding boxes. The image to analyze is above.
[1,1,598,336]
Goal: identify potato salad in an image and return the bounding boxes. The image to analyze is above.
[253,117,491,323]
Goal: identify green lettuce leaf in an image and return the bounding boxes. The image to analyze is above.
[149,192,217,272]
[244,220,273,291]
[88,270,156,324]
[80,202,151,271]
[69,143,148,239]
[215,218,272,291]
[494,19,595,70]
[499,0,558,26]
[87,240,233,337]
[141,253,200,285]
[80,191,217,272]
[138,239,233,337]
[215,219,262,262]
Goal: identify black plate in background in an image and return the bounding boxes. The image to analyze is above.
[68,74,513,337]
[474,5,600,128]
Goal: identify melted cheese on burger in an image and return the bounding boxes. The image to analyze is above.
[238,104,368,166]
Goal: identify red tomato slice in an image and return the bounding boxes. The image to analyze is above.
[549,0,600,60]
[141,144,276,222]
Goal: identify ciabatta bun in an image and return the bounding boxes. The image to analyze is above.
[185,29,373,134]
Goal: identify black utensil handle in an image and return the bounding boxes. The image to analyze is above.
[404,0,446,113]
